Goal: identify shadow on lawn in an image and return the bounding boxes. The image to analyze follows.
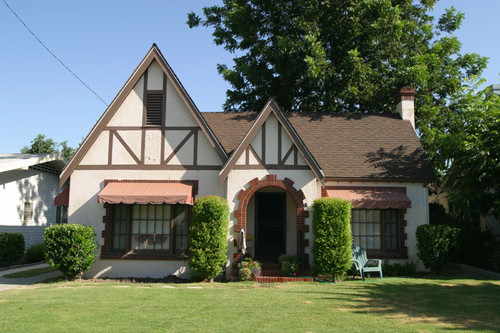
[328,279,500,331]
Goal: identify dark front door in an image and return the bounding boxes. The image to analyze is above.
[255,192,285,260]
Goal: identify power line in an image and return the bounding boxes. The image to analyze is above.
[2,0,108,106]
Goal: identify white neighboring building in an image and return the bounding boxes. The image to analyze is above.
[60,45,435,279]
[0,153,67,248]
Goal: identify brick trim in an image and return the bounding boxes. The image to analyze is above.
[233,175,310,268]
[100,179,198,259]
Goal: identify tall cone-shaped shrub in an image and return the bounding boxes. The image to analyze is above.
[189,196,229,281]
[313,198,352,281]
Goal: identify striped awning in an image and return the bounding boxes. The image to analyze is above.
[98,182,193,205]
[326,188,411,209]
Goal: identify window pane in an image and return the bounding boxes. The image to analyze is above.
[366,236,373,249]
[374,237,381,249]
[140,221,147,234]
[133,205,140,219]
[162,235,170,250]
[155,206,163,219]
[140,205,148,219]
[352,209,359,222]
[132,221,139,234]
[359,222,366,236]
[367,223,373,235]
[374,210,380,222]
[352,222,359,235]
[147,221,155,234]
[366,210,373,222]
[119,236,126,250]
[359,210,366,223]
[163,220,170,235]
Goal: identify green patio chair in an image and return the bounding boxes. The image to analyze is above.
[351,245,383,281]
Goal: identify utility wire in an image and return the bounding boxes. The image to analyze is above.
[2,0,108,106]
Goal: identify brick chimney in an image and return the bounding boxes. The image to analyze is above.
[396,86,415,129]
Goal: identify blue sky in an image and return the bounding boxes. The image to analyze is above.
[1,0,499,154]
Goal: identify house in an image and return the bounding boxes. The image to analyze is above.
[60,45,435,279]
[0,153,67,248]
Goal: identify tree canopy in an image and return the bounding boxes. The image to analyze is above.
[21,134,76,161]
[188,0,488,173]
[441,84,500,221]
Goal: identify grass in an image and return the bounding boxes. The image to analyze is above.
[0,277,499,332]
[2,267,56,279]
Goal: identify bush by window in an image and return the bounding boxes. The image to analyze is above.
[312,197,352,281]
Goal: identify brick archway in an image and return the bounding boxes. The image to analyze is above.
[233,175,310,267]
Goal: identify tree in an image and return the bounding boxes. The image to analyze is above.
[21,134,77,160]
[21,134,58,155]
[187,0,487,171]
[441,83,500,221]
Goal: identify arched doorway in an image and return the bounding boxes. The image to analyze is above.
[233,175,309,266]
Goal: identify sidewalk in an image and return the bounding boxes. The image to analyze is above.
[0,263,62,292]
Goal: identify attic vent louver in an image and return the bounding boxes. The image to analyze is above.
[146,92,163,126]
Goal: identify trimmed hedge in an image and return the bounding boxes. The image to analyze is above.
[44,224,99,280]
[189,196,229,281]
[25,243,46,264]
[312,198,352,280]
[0,233,25,264]
[416,224,459,271]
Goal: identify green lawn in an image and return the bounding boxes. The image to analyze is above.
[0,278,499,332]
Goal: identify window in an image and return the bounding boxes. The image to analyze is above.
[23,202,33,222]
[351,209,400,253]
[110,204,189,255]
[145,91,163,126]
[55,206,68,224]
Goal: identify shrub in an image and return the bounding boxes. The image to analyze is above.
[312,198,352,280]
[44,224,99,280]
[416,224,459,271]
[189,196,229,281]
[278,254,301,276]
[238,267,253,281]
[25,243,46,263]
[382,261,417,277]
[0,233,25,265]
[238,257,261,280]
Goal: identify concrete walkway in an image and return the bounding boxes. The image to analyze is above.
[0,263,62,292]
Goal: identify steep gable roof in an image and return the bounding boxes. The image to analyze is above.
[60,44,226,186]
[217,99,325,184]
[202,111,435,182]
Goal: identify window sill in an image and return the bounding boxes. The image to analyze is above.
[101,252,189,261]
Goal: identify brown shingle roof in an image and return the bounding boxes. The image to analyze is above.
[201,112,257,155]
[201,111,435,181]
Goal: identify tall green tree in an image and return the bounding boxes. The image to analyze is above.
[21,134,77,160]
[441,83,500,221]
[188,0,487,171]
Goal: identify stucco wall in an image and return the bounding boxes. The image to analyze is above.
[0,169,59,226]
[69,169,224,278]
